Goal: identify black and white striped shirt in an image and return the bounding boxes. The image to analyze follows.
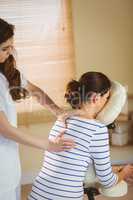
[29,116,118,200]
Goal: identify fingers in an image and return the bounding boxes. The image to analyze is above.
[62,142,75,148]
[62,138,75,142]
[55,143,75,151]
[58,112,70,129]
[54,129,75,151]
[57,131,65,139]
[61,140,75,150]
[61,145,75,150]
[56,132,75,144]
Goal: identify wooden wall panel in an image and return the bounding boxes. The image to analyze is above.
[0,0,75,117]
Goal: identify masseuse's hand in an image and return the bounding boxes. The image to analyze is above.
[47,131,75,152]
[58,109,82,127]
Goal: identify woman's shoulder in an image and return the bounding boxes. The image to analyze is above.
[0,73,6,81]
[0,73,9,90]
[0,72,8,86]
[68,116,106,129]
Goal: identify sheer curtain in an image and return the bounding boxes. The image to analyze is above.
[0,0,75,124]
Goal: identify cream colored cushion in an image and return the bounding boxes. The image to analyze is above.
[96,81,127,125]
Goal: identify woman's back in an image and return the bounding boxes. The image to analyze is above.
[29,117,115,200]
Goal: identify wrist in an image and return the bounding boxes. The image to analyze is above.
[50,104,62,116]
[46,140,51,151]
[46,140,55,152]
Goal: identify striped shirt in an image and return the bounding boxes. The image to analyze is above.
[29,116,118,200]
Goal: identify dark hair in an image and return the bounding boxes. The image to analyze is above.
[0,18,28,101]
[65,71,111,109]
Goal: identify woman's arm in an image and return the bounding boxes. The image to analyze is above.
[90,126,118,188]
[0,111,74,151]
[25,81,63,116]
[90,127,133,188]
[25,81,83,121]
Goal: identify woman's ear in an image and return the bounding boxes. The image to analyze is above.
[91,93,101,104]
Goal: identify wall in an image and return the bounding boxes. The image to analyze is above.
[72,0,133,93]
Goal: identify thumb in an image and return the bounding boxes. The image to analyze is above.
[57,130,65,139]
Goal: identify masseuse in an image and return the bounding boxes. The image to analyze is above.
[0,18,74,200]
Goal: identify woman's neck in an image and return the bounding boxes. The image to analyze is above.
[76,106,97,120]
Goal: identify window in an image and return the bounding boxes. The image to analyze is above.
[0,0,75,124]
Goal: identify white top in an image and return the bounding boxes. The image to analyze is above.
[29,117,118,200]
[0,72,28,193]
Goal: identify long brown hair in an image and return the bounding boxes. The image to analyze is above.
[0,18,28,101]
[65,71,111,109]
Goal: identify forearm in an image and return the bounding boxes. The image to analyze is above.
[32,87,62,116]
[0,111,75,152]
[41,91,62,116]
[2,125,48,150]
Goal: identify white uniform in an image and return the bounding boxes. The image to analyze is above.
[0,73,27,200]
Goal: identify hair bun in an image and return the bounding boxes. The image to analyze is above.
[66,80,80,92]
[65,80,81,109]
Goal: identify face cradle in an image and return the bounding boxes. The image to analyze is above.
[0,37,14,63]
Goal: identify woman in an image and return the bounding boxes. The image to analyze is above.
[0,18,74,200]
[29,71,133,200]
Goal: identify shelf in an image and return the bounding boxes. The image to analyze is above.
[110,144,133,165]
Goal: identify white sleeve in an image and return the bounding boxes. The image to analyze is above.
[90,126,118,188]
[0,91,6,112]
[20,73,28,88]
[0,77,6,112]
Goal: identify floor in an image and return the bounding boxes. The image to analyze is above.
[22,184,133,200]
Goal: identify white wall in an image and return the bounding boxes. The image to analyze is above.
[72,0,133,93]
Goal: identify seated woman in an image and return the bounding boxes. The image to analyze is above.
[28,71,133,200]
